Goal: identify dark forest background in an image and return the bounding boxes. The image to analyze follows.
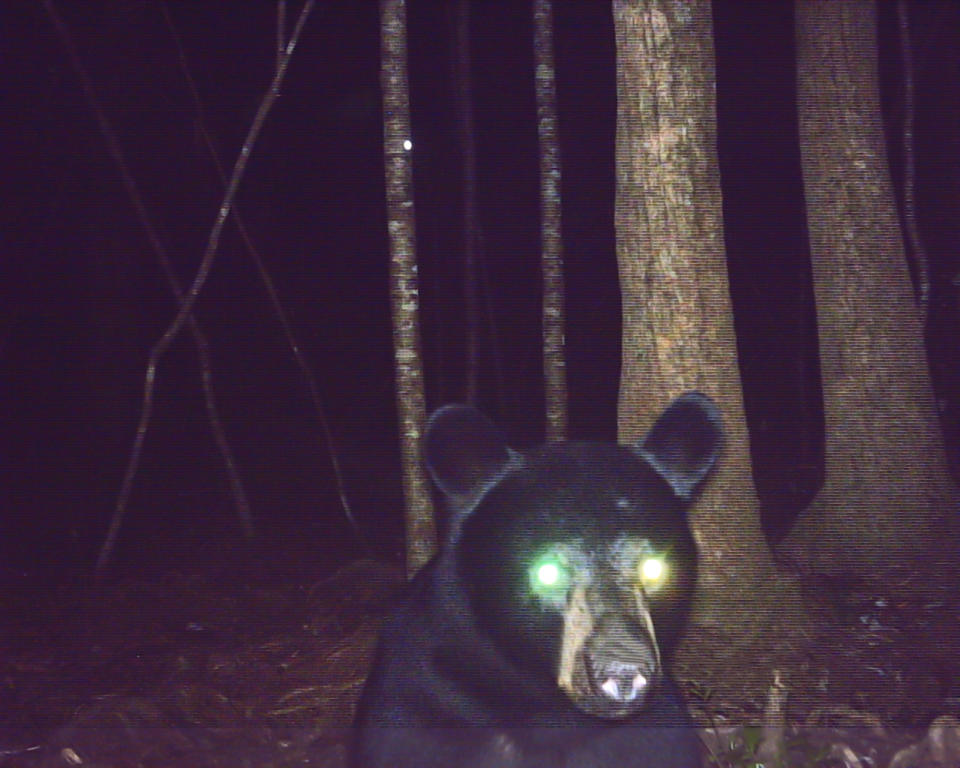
[2,1,959,576]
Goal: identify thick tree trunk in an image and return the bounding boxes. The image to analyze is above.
[785,0,958,573]
[612,2,801,686]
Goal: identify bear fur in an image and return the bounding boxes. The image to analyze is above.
[353,393,723,768]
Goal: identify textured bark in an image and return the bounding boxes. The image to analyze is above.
[785,0,957,572]
[380,0,436,578]
[613,0,796,658]
[533,0,568,442]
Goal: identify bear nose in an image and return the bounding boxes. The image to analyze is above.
[599,660,648,702]
[586,615,659,705]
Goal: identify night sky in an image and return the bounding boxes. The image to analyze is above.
[3,1,959,577]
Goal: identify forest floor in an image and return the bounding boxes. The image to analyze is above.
[0,555,957,767]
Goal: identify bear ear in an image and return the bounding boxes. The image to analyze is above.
[636,392,724,500]
[424,405,513,501]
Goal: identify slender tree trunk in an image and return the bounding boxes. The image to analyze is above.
[613,2,801,680]
[533,0,568,442]
[784,0,958,573]
[453,0,480,406]
[381,0,436,578]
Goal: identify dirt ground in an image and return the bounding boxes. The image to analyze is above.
[0,555,957,767]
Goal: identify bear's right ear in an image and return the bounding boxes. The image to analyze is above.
[637,392,724,500]
[424,405,514,502]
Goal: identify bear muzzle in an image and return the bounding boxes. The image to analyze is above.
[557,584,662,719]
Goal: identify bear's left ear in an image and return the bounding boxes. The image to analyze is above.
[636,392,724,500]
[424,405,514,503]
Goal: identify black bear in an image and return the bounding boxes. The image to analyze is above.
[353,393,723,768]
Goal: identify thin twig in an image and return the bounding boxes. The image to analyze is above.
[39,0,256,569]
[276,0,287,73]
[96,0,316,570]
[161,1,369,554]
[757,669,788,765]
[897,0,930,325]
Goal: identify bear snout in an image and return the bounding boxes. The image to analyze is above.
[558,584,663,719]
[584,614,660,710]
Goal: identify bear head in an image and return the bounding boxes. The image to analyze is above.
[423,392,723,719]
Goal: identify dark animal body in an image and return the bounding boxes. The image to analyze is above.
[353,393,723,768]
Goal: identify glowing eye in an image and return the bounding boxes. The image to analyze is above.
[530,554,569,594]
[537,562,560,585]
[639,556,666,589]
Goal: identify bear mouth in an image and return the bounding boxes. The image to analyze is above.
[556,584,662,719]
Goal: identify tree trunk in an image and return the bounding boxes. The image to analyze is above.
[380,0,436,578]
[533,0,568,443]
[785,0,958,573]
[453,0,480,406]
[612,1,802,690]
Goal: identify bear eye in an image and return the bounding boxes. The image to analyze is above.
[638,555,668,592]
[529,552,571,596]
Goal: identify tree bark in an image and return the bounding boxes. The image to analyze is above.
[381,0,436,578]
[785,0,958,573]
[612,1,801,680]
[534,0,568,442]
